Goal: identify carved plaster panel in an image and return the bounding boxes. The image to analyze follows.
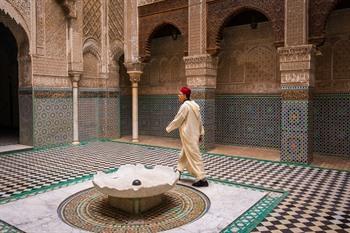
[108,0,123,43]
[83,0,101,41]
[5,0,30,23]
[207,0,284,54]
[138,0,165,7]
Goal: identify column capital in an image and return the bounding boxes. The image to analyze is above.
[125,62,144,83]
[69,71,81,84]
[124,62,144,73]
[56,0,77,19]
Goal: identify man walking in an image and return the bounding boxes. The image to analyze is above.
[166,87,208,187]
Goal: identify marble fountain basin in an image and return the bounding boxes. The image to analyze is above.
[92,164,179,214]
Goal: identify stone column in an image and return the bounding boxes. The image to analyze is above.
[279,0,315,163]
[184,55,218,150]
[185,0,217,151]
[125,62,143,143]
[70,72,81,145]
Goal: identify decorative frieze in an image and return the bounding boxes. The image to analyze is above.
[184,55,218,88]
[279,45,316,86]
[6,0,30,22]
[278,45,314,63]
[138,0,165,7]
[282,89,312,100]
[36,0,45,54]
[34,90,72,98]
[281,71,313,84]
[183,55,218,70]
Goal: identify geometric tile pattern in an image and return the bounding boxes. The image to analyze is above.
[0,142,349,232]
[79,97,101,140]
[314,94,350,157]
[192,88,216,150]
[33,90,73,147]
[223,188,286,233]
[120,95,132,136]
[79,91,120,141]
[122,93,215,150]
[216,95,281,148]
[58,185,209,232]
[83,0,101,40]
[103,95,120,138]
[281,100,313,163]
[138,96,180,138]
[0,219,24,233]
[18,89,33,146]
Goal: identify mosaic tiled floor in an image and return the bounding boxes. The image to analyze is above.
[58,184,209,232]
[0,141,349,232]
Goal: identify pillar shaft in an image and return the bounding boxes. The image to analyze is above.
[184,55,218,150]
[278,45,316,163]
[131,80,139,142]
[125,62,143,143]
[70,73,81,145]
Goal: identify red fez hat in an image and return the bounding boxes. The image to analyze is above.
[180,87,191,96]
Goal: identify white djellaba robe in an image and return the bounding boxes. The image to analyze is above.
[166,100,206,180]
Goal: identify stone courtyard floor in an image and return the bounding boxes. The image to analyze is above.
[0,140,349,232]
[117,135,350,171]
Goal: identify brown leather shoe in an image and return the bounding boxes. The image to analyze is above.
[192,179,209,187]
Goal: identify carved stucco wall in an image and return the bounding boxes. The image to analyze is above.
[31,0,69,88]
[109,0,123,44]
[81,51,103,88]
[83,0,101,42]
[138,0,165,6]
[83,53,100,79]
[81,0,102,88]
[3,0,30,34]
[216,22,280,94]
[138,0,188,60]
[315,8,350,93]
[140,35,186,95]
[207,0,284,53]
[45,0,66,58]
[108,0,123,89]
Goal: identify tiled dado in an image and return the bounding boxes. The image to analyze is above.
[33,88,73,147]
[120,95,132,136]
[139,96,180,138]
[191,88,216,150]
[79,89,120,141]
[121,95,180,138]
[18,88,34,146]
[281,85,313,163]
[216,95,281,148]
[314,93,350,157]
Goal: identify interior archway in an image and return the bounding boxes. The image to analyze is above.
[314,0,350,156]
[0,23,19,146]
[139,23,185,138]
[215,9,281,149]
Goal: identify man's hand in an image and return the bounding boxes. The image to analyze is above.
[199,135,203,143]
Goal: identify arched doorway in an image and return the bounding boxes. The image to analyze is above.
[119,54,132,136]
[0,8,32,148]
[138,23,185,138]
[215,9,281,148]
[0,23,19,146]
[314,0,350,156]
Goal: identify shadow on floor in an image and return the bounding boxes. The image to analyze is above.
[0,128,18,146]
